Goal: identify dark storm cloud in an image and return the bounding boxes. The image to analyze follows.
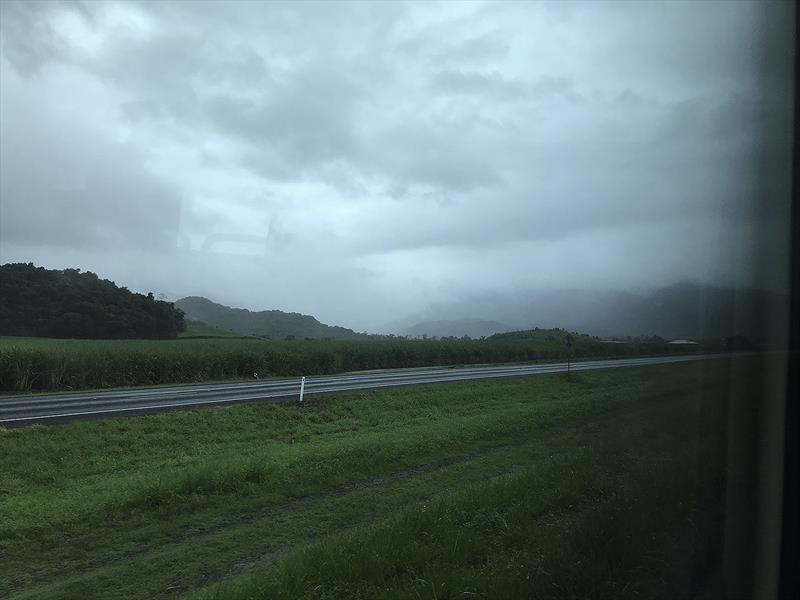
[431,72,579,104]
[0,0,793,331]
[529,76,582,101]
[105,33,270,116]
[0,68,181,252]
[205,62,363,179]
[0,0,69,75]
[431,70,525,98]
[435,31,510,63]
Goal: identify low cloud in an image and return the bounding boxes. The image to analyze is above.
[0,1,792,332]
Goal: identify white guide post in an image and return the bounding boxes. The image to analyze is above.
[299,376,306,402]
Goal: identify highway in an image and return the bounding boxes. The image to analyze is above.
[0,353,729,426]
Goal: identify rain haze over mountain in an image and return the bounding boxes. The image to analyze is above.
[0,1,793,334]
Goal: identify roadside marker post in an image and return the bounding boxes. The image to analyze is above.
[564,333,575,379]
[299,376,306,402]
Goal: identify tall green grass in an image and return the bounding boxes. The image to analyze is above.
[0,334,712,393]
[0,370,632,540]
[187,364,728,600]
[1,359,737,599]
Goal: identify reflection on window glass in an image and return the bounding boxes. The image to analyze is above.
[0,1,793,599]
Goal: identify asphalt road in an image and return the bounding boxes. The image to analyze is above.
[0,353,729,426]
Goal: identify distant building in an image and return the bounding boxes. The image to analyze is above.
[668,339,699,345]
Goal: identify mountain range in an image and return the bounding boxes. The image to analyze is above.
[391,282,783,341]
[176,282,782,343]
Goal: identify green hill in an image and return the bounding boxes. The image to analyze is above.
[0,263,185,339]
[174,296,366,340]
[178,320,248,338]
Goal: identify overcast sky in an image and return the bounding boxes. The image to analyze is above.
[0,1,793,331]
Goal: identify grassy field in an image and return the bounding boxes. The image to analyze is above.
[0,331,713,393]
[0,357,743,599]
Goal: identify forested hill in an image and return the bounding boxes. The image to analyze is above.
[0,263,186,339]
[175,296,366,340]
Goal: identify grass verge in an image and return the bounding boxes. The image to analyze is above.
[1,358,741,599]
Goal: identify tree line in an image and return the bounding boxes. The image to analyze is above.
[0,263,186,339]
